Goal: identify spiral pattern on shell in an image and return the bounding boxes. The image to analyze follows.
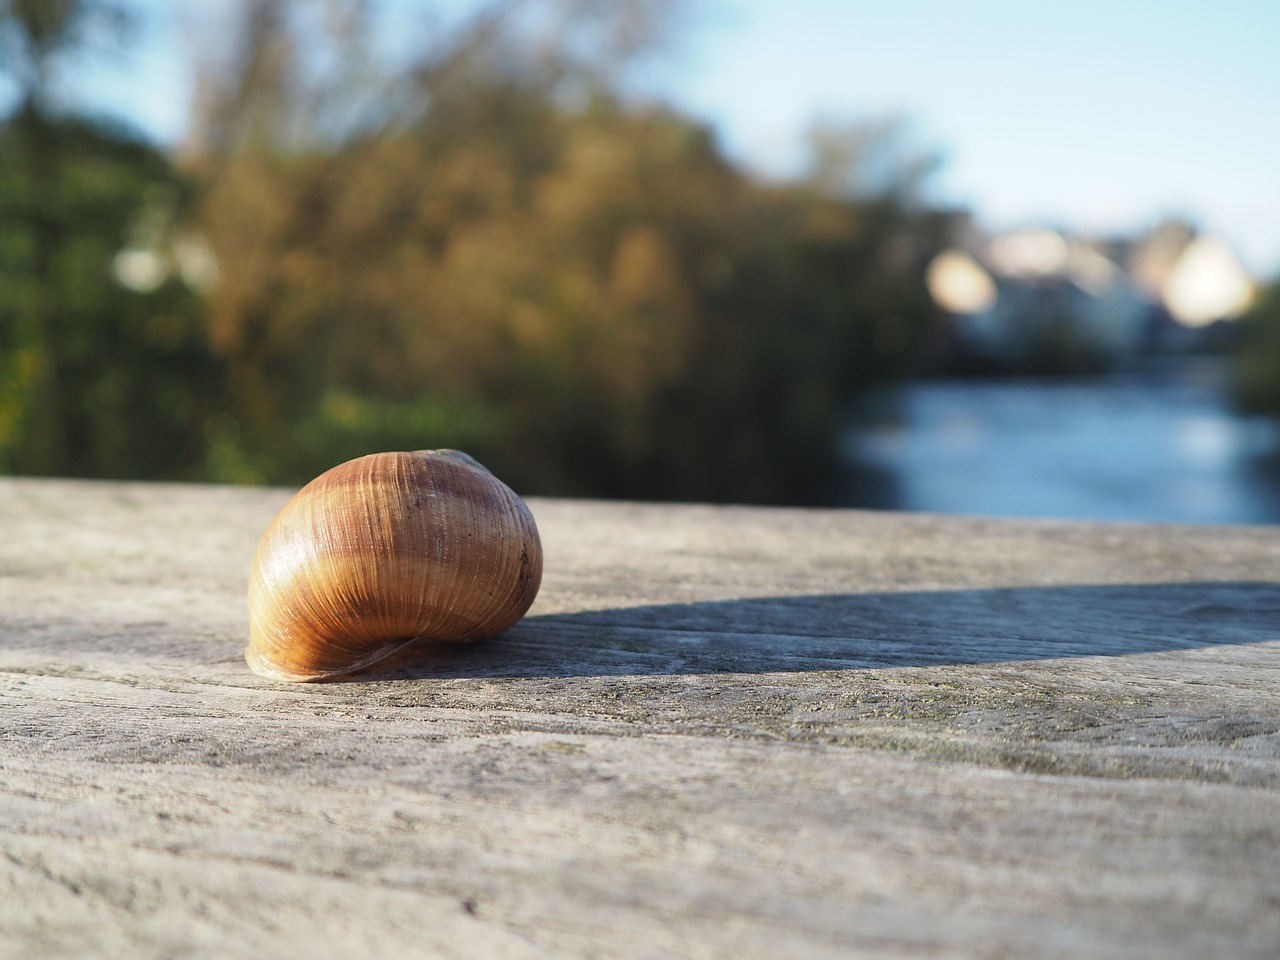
[245,449,542,681]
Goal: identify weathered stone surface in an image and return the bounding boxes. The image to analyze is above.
[1,475,1278,958]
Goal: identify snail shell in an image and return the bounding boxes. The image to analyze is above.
[245,449,542,681]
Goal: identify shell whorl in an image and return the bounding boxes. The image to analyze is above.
[245,450,542,681]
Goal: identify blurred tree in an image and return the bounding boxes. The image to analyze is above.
[182,0,955,502]
[0,0,224,477]
[1235,279,1280,417]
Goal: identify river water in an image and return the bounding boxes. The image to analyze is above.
[843,360,1280,525]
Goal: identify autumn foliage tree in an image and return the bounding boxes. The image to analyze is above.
[183,0,950,502]
[0,0,953,502]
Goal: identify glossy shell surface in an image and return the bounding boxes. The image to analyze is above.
[245,450,542,681]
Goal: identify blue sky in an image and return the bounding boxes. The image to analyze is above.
[49,0,1280,277]
[657,0,1280,275]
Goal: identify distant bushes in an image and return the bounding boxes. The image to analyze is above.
[191,95,948,502]
[0,113,225,479]
[1235,280,1280,417]
[0,0,952,503]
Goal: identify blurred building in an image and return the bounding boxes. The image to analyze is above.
[925,220,1256,373]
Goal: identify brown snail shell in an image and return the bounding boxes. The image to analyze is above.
[245,449,542,681]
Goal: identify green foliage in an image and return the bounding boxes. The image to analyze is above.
[1234,280,1280,417]
[0,0,224,479]
[1,0,956,503]
[0,113,225,478]
[192,91,948,502]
